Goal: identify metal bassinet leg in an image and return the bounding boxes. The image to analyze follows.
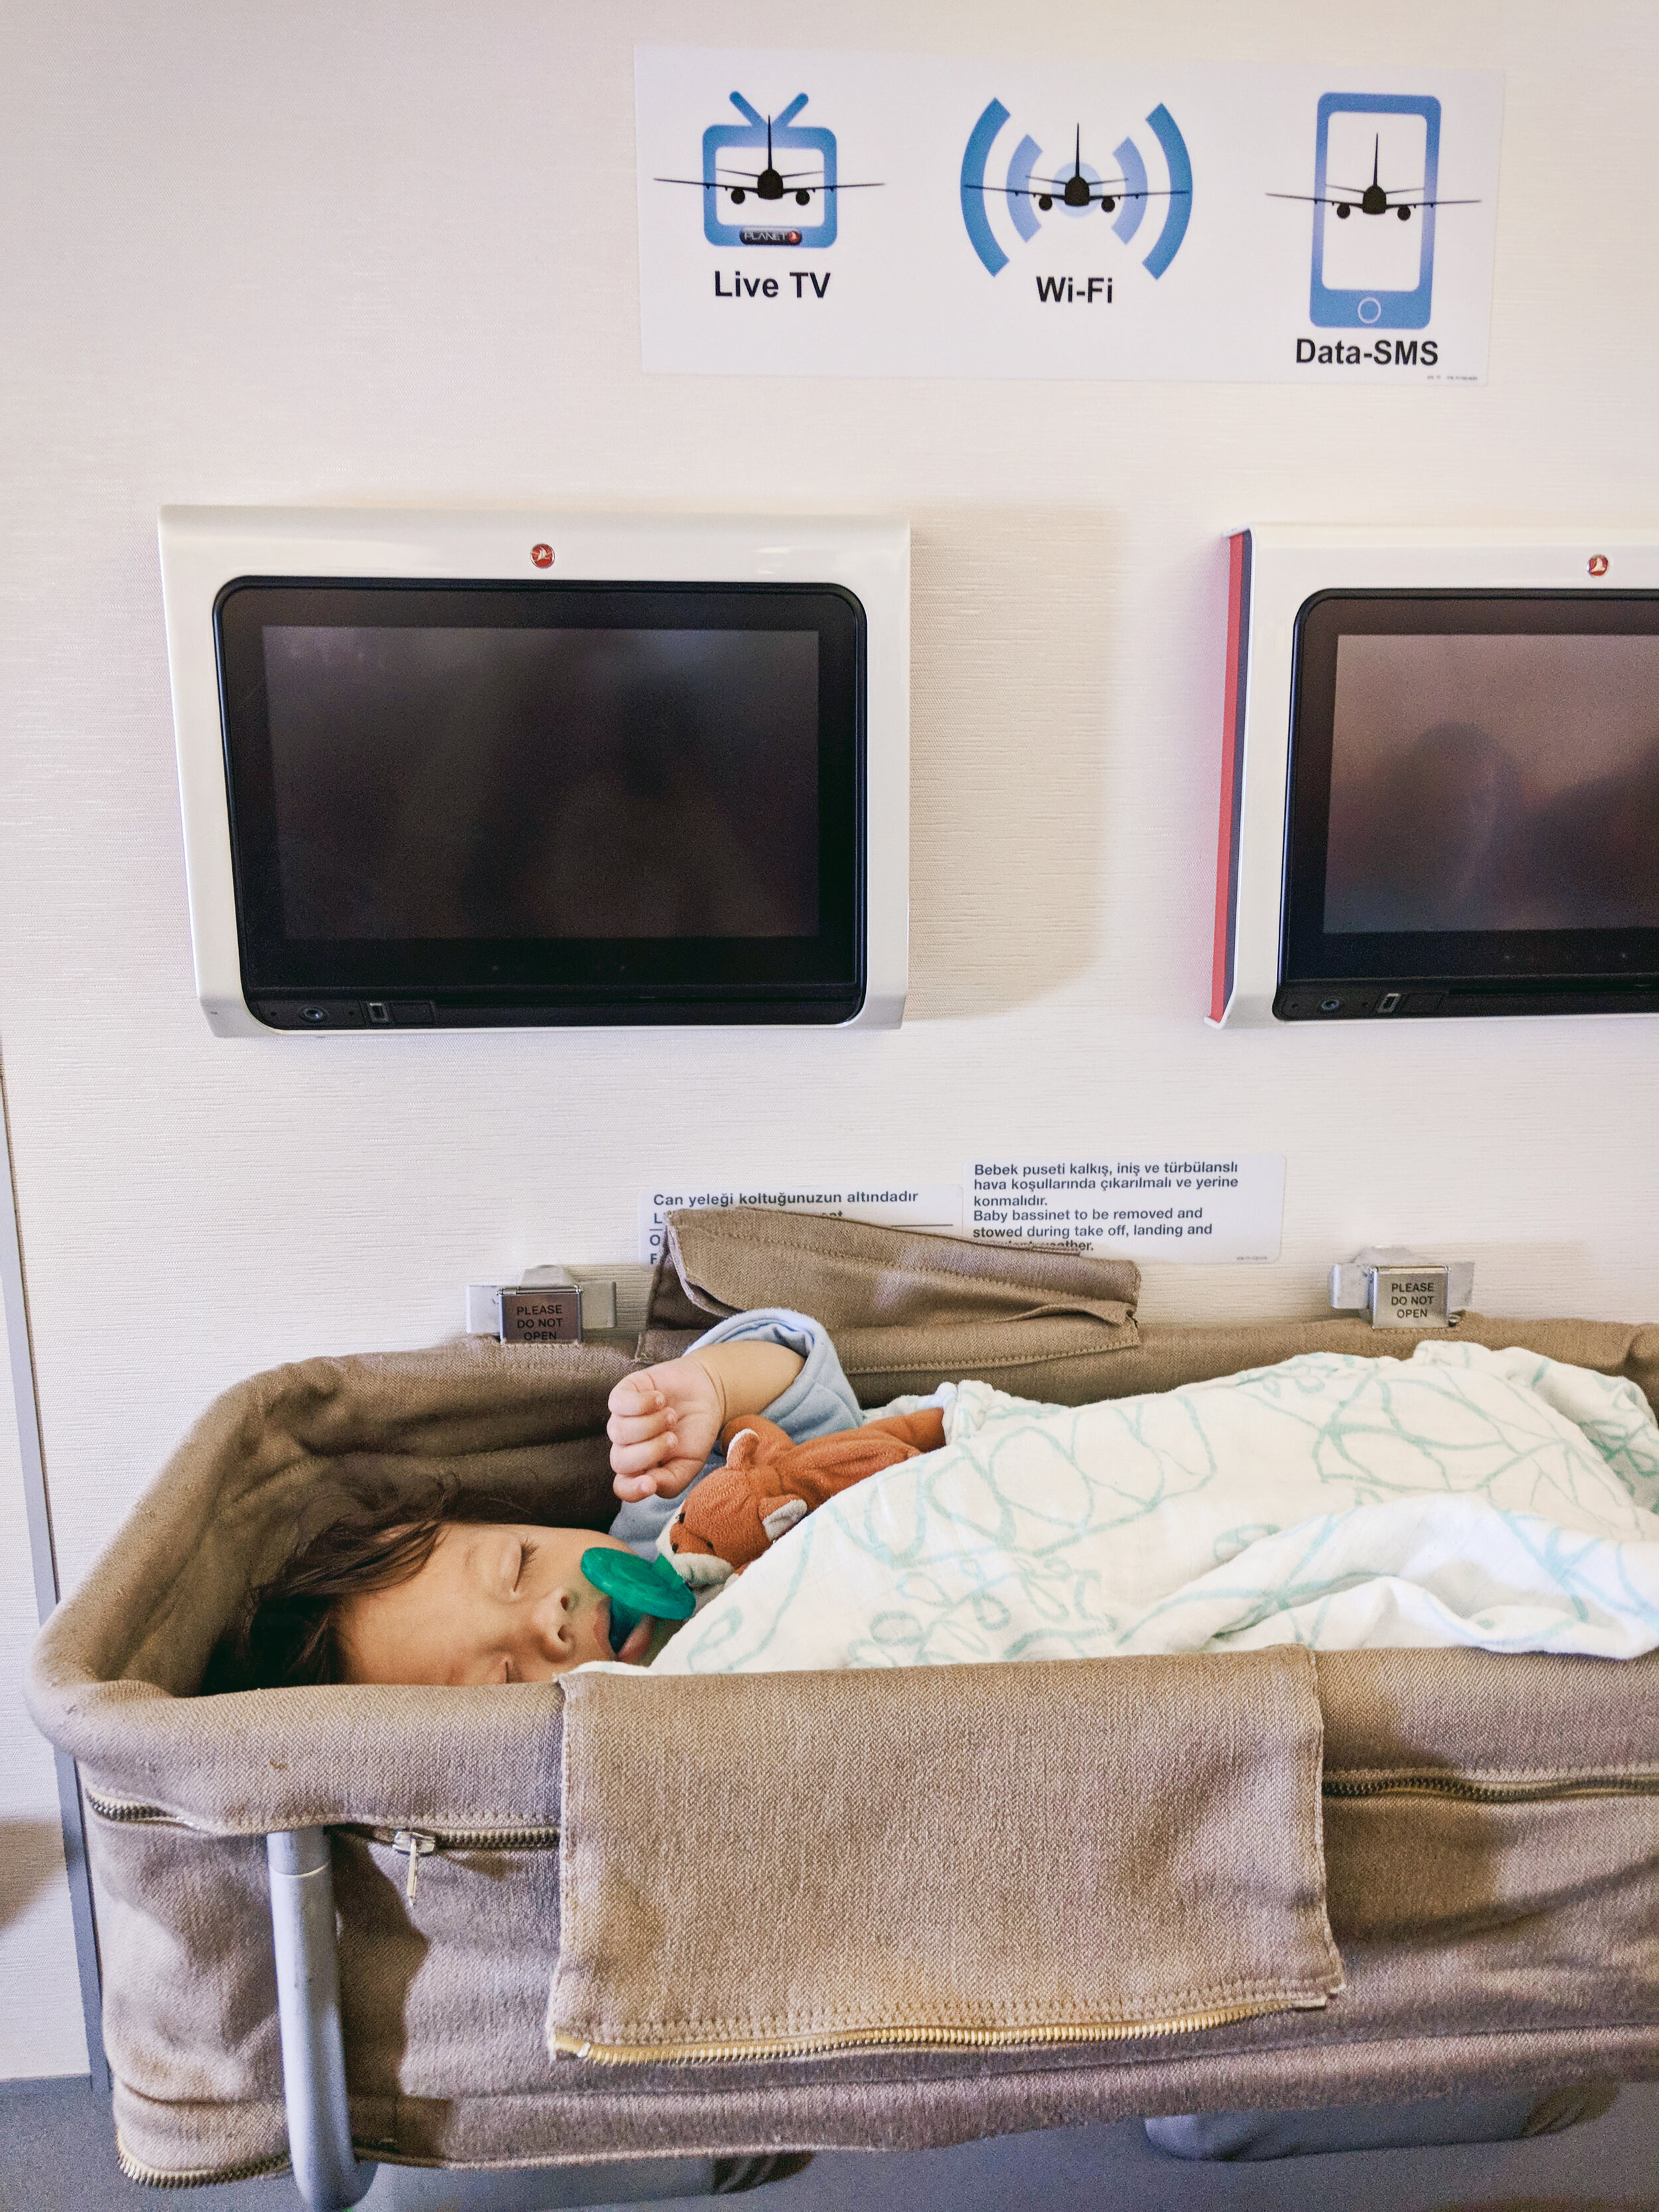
[267,1828,378,2211]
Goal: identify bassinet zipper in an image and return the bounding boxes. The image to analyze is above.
[115,2133,293,2188]
[360,1822,561,1901]
[1324,1773,1659,1803]
[550,1992,1322,2066]
[364,1823,561,1848]
[84,1791,197,1829]
[86,1797,559,1847]
[84,1792,561,1905]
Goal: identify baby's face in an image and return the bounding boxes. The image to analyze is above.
[339,1524,652,1686]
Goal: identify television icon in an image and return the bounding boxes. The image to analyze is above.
[699,93,839,249]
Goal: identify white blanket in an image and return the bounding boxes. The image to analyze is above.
[648,1343,1659,1675]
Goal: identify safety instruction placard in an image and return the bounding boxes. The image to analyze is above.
[965,1154,1285,1262]
[639,1161,1283,1266]
[639,1182,962,1266]
[636,49,1502,382]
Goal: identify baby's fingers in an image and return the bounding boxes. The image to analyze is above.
[607,1400,674,1449]
[610,1433,678,1480]
[611,1466,662,1502]
[632,1454,701,1501]
[608,1375,666,1420]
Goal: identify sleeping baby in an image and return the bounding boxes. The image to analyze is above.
[213,1307,1659,1689]
[211,1314,841,1690]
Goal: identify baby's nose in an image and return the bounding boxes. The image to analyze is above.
[528,1585,575,1658]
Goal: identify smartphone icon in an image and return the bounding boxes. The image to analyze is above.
[1309,94,1440,329]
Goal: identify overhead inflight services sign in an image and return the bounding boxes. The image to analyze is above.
[636,50,1502,382]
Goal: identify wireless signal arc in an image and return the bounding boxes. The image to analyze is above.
[960,99,1192,277]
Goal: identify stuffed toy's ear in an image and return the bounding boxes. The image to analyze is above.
[759,1496,809,1541]
[717,1413,794,1462]
[723,1428,764,1473]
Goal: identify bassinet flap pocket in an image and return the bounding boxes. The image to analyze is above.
[547,1648,1342,2063]
[660,1205,1140,1332]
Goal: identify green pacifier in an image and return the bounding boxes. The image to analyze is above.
[581,1548,697,1654]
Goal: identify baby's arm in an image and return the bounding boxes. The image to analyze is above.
[608,1339,805,1503]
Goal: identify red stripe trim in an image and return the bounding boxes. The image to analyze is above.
[1210,533,1248,1021]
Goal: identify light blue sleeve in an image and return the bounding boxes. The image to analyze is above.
[609,1309,861,1556]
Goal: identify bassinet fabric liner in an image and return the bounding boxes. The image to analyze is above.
[549,1651,1341,2063]
[27,1209,1659,2184]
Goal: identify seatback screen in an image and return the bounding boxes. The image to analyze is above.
[214,578,865,1023]
[261,624,821,942]
[1280,589,1659,1010]
[1325,632,1659,934]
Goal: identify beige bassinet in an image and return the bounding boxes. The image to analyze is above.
[27,1209,1659,2201]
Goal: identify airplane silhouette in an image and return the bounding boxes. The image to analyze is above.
[1267,134,1479,220]
[656,113,883,206]
[966,125,1189,214]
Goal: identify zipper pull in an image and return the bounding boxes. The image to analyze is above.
[391,1828,436,1902]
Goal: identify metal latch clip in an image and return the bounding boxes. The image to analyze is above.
[462,1267,620,1344]
[1329,1248,1474,1330]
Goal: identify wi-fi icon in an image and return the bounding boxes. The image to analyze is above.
[960,100,1192,279]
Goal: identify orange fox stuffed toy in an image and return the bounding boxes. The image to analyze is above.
[667,1405,947,1572]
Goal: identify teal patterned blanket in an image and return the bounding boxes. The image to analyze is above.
[648,1343,1659,1675]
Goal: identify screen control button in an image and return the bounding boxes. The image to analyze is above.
[257,1001,364,1028]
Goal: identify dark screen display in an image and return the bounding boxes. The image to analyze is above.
[213,578,865,1024]
[262,624,821,941]
[1324,633,1659,933]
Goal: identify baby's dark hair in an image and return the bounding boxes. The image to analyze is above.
[202,1462,525,1694]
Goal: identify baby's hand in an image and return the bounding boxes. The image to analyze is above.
[608,1357,724,1503]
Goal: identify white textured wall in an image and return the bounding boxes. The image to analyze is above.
[1,0,1656,1814]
